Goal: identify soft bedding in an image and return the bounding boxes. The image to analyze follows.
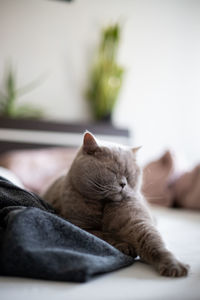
[1,206,199,300]
[0,177,134,283]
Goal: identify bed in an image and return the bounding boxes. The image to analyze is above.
[1,206,199,300]
[0,118,200,300]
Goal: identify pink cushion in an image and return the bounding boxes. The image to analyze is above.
[142,151,176,207]
[0,147,77,194]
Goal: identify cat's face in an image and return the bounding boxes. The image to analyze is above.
[70,132,142,202]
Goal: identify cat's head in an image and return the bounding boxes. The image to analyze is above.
[70,131,142,202]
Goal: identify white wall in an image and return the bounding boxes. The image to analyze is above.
[0,0,199,166]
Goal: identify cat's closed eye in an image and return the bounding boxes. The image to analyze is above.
[107,167,117,175]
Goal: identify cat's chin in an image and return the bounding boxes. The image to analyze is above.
[109,191,130,202]
[111,194,124,202]
[108,189,138,202]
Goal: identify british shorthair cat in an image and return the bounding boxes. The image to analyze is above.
[43,132,189,277]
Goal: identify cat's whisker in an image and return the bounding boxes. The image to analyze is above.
[87,179,107,190]
[87,178,115,191]
[87,180,112,195]
[87,186,117,197]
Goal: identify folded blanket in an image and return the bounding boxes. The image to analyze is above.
[0,177,134,282]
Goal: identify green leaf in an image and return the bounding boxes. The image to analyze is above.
[0,62,45,118]
[12,104,44,119]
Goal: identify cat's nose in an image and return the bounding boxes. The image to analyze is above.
[120,182,126,188]
[120,179,127,189]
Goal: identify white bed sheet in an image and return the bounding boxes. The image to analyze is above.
[1,206,200,300]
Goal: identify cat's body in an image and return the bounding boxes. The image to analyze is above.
[43,132,189,277]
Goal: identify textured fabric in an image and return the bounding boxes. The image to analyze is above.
[0,177,134,282]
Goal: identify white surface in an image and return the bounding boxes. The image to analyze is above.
[0,0,200,166]
[0,167,24,188]
[1,206,200,300]
[0,129,130,146]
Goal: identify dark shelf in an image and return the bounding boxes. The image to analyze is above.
[0,117,131,154]
[0,117,129,137]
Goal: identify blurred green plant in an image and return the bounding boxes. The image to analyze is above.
[86,23,124,121]
[0,64,44,118]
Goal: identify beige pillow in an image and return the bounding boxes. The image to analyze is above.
[142,151,176,207]
[171,164,200,209]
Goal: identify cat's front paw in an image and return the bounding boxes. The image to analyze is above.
[158,257,189,277]
[115,242,137,258]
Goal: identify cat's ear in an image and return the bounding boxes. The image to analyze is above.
[160,150,172,166]
[83,131,99,154]
[132,146,142,154]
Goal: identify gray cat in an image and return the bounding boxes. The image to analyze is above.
[43,131,189,277]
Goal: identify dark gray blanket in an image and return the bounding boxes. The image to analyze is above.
[0,177,134,282]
